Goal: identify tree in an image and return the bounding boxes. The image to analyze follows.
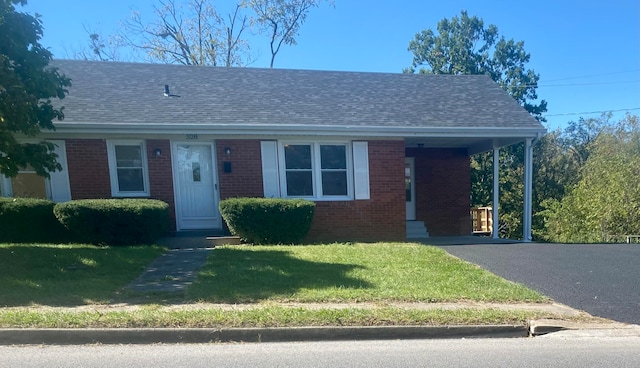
[0,0,71,178]
[249,0,333,68]
[116,0,252,67]
[540,114,640,242]
[406,11,547,239]
[72,25,122,61]
[406,10,546,120]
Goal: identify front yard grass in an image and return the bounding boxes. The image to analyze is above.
[0,242,568,328]
[0,243,165,307]
[188,243,547,303]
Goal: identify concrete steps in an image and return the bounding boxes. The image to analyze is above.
[406,221,429,239]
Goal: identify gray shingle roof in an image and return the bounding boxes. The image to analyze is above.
[50,59,544,133]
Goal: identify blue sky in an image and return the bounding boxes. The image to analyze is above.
[21,0,640,130]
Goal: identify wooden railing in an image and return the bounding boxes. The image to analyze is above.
[603,234,640,244]
[471,207,492,235]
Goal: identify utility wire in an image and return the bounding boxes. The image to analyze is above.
[543,69,640,83]
[544,107,640,117]
[538,80,640,87]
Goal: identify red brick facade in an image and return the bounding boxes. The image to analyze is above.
[65,139,111,198]
[146,139,176,230]
[216,140,264,200]
[61,138,470,240]
[306,140,406,242]
[212,139,406,242]
[406,147,471,236]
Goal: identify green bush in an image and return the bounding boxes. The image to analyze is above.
[53,199,170,246]
[0,197,69,243]
[219,197,315,244]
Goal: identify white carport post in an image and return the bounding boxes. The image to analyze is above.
[492,146,500,239]
[523,138,534,242]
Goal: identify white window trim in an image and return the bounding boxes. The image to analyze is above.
[277,141,354,201]
[107,140,150,197]
[0,139,71,202]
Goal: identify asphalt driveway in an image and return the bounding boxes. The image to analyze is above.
[435,242,640,325]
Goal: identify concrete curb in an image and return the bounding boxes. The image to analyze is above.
[0,325,528,345]
[529,319,640,338]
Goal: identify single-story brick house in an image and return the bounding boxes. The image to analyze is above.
[1,60,546,241]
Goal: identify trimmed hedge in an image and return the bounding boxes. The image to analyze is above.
[0,197,69,243]
[53,199,170,246]
[219,197,315,244]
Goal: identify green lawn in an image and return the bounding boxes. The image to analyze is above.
[0,242,568,328]
[0,306,561,328]
[0,243,165,307]
[188,243,546,303]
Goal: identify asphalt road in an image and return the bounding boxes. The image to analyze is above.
[436,242,640,324]
[2,338,640,368]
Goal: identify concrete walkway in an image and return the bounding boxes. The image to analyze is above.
[124,235,216,293]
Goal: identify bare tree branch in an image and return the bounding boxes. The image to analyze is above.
[114,0,251,67]
[249,0,334,68]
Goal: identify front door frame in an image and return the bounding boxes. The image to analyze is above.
[171,141,221,230]
[405,157,416,221]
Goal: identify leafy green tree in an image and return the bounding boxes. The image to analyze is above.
[406,10,546,120]
[406,10,546,238]
[540,114,640,243]
[0,0,70,178]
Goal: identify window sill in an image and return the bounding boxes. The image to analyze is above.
[111,192,150,198]
[285,196,354,202]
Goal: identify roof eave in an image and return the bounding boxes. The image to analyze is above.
[51,122,546,139]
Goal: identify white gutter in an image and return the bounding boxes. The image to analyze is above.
[50,122,546,139]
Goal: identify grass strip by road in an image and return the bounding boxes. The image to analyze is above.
[188,243,547,303]
[0,306,564,328]
[0,243,165,307]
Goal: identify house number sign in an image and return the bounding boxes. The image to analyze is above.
[186,134,199,140]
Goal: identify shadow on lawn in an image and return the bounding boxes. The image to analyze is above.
[188,247,372,303]
[0,245,161,307]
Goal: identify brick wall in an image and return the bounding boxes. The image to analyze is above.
[146,139,176,231]
[64,138,407,241]
[306,140,406,242]
[65,139,111,198]
[213,139,405,242]
[406,147,471,236]
[216,140,264,199]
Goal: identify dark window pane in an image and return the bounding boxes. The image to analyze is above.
[322,171,347,196]
[115,145,142,167]
[192,162,201,182]
[320,145,346,169]
[117,168,144,192]
[286,171,313,196]
[284,145,312,169]
[406,178,412,201]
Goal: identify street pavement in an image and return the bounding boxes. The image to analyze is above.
[2,338,640,368]
[435,242,640,324]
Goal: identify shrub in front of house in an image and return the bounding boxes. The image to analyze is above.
[0,197,69,243]
[219,197,315,244]
[53,198,170,246]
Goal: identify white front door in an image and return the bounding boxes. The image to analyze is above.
[173,143,220,230]
[405,157,416,220]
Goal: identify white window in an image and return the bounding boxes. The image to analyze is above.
[278,142,353,199]
[0,140,71,202]
[107,140,150,197]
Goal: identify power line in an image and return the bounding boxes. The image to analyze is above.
[538,80,640,87]
[544,107,640,117]
[543,69,640,83]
